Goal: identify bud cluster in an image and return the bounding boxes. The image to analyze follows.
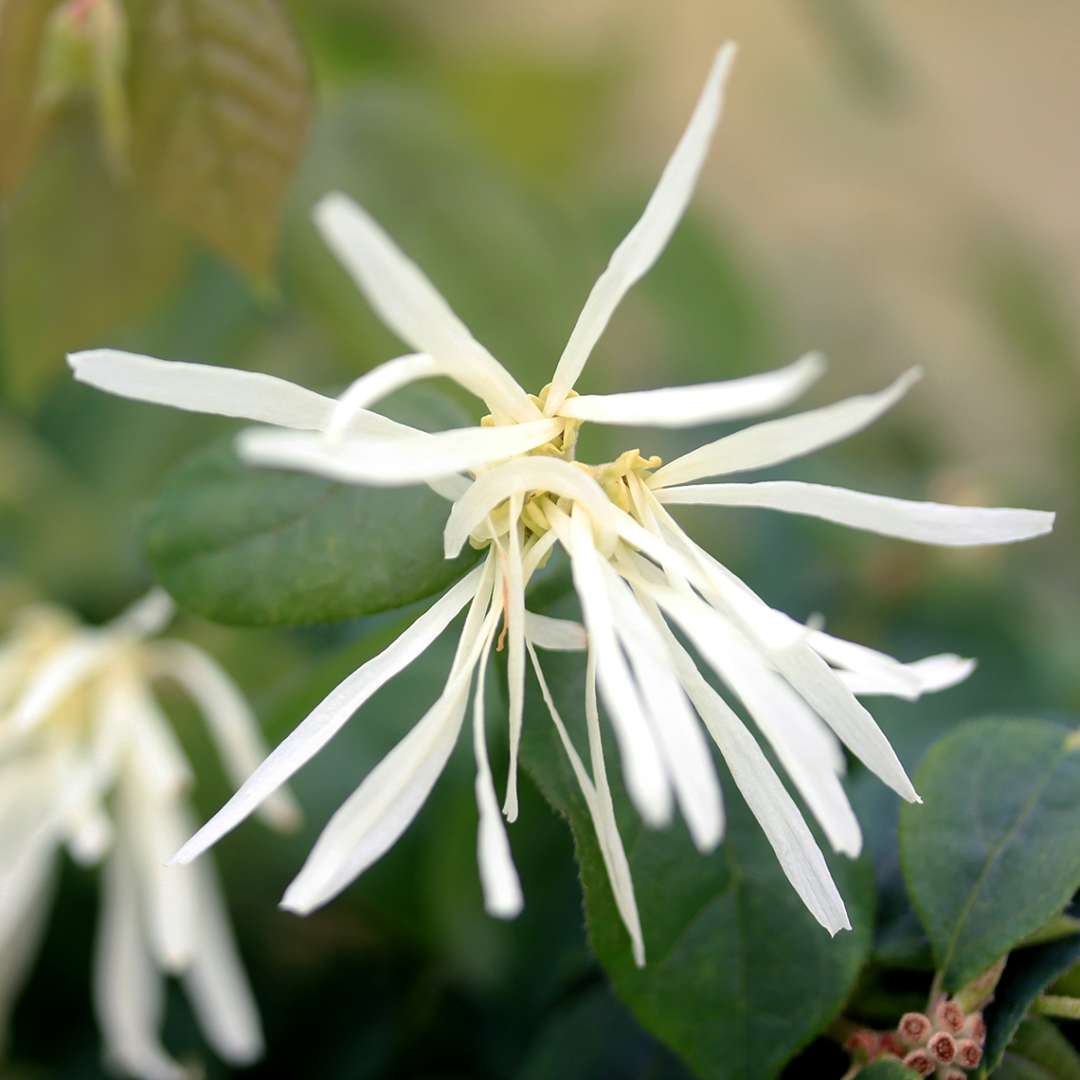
[845,996,985,1078]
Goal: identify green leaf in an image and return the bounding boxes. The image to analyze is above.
[993,1016,1080,1080]
[1,111,189,407]
[127,0,310,278]
[144,419,478,626]
[518,608,874,1080]
[982,935,1080,1074]
[855,1061,920,1080]
[0,0,60,197]
[899,718,1080,991]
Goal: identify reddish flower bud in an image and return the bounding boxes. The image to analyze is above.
[964,1011,986,1041]
[928,1030,957,1064]
[935,999,966,1034]
[879,1032,905,1057]
[956,1038,983,1069]
[898,1011,932,1044]
[941,1070,966,1080]
[902,1048,935,1077]
[844,1029,879,1060]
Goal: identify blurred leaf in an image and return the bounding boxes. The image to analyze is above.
[128,0,310,278]
[900,718,1080,991]
[856,1061,920,1080]
[0,0,61,198]
[993,1016,1080,1080]
[518,605,874,1080]
[983,934,1080,1073]
[0,111,188,407]
[144,387,479,626]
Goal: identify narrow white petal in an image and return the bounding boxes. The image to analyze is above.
[149,641,301,831]
[501,496,527,822]
[314,193,537,421]
[607,568,723,851]
[807,629,924,699]
[839,654,975,698]
[444,456,619,560]
[471,626,524,917]
[69,349,335,431]
[182,859,264,1065]
[524,612,587,651]
[528,644,645,966]
[280,600,501,914]
[568,508,672,827]
[0,854,54,1052]
[651,613,850,935]
[108,588,175,639]
[326,354,441,438]
[657,480,1056,547]
[238,418,563,486]
[557,352,825,427]
[11,635,109,733]
[651,367,922,488]
[651,589,861,857]
[546,45,737,411]
[94,843,186,1080]
[171,564,486,865]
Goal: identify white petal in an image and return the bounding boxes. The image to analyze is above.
[444,456,619,559]
[606,568,723,851]
[471,626,524,917]
[657,480,1056,547]
[326,354,441,438]
[651,589,861,857]
[182,858,264,1065]
[568,508,671,827]
[650,612,850,935]
[279,597,501,915]
[69,349,335,431]
[108,588,176,639]
[238,417,563,486]
[839,654,975,698]
[314,193,538,421]
[546,45,737,411]
[524,612,587,651]
[528,643,645,966]
[149,641,301,831]
[0,853,54,1052]
[557,352,825,427]
[94,844,186,1080]
[501,495,527,823]
[807,628,924,699]
[171,563,486,866]
[11,634,110,733]
[651,367,922,488]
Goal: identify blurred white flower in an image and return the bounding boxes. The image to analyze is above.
[68,43,1054,965]
[0,590,297,1079]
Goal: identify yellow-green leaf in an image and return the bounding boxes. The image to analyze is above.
[128,0,310,277]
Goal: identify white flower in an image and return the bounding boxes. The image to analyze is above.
[0,590,297,1079]
[67,44,1054,966]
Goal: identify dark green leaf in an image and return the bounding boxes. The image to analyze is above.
[993,1016,1080,1080]
[855,1060,920,1080]
[0,0,60,197]
[128,0,310,277]
[519,610,874,1080]
[899,718,1080,991]
[143,389,479,626]
[983,935,1080,1073]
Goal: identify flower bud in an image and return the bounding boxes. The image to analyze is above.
[934,998,966,1034]
[956,1038,983,1069]
[927,1030,957,1064]
[964,1011,986,1041]
[844,1029,879,1061]
[902,1049,935,1077]
[941,1070,966,1080]
[898,1011,932,1045]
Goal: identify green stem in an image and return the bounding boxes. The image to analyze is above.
[1035,994,1080,1020]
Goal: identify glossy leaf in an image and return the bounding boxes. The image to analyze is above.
[900,718,1080,991]
[982,934,1080,1074]
[518,602,874,1080]
[143,389,479,626]
[128,0,310,277]
[993,1016,1080,1080]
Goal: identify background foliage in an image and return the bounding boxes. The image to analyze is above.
[1,2,1078,1078]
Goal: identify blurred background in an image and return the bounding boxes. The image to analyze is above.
[1,1,1077,1076]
